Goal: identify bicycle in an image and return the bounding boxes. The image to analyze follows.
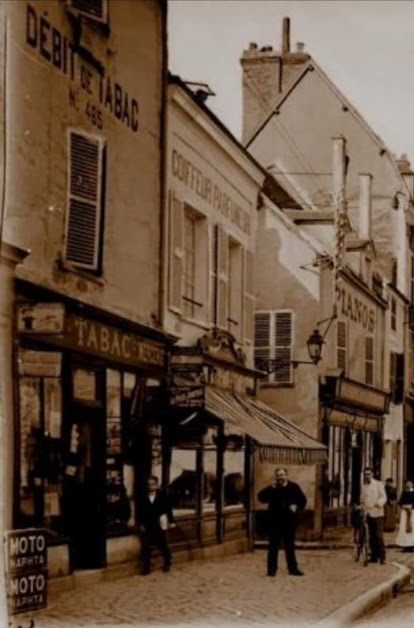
[352,505,369,566]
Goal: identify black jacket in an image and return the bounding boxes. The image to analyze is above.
[399,490,414,508]
[257,481,307,524]
[139,490,174,530]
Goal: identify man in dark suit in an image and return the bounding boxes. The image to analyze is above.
[258,468,307,577]
[139,476,175,575]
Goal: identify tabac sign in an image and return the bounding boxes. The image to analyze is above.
[4,528,48,615]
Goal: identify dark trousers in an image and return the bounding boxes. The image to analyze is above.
[267,525,298,574]
[141,526,171,569]
[366,515,386,562]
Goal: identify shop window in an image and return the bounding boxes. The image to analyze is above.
[169,447,198,516]
[18,351,64,535]
[364,336,375,386]
[105,369,137,533]
[254,310,294,385]
[202,427,218,513]
[223,427,245,509]
[64,130,106,273]
[150,423,163,483]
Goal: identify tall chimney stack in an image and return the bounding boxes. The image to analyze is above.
[282,17,290,54]
[332,136,347,199]
[358,174,373,241]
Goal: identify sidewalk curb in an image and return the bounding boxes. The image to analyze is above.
[254,542,399,551]
[315,561,412,627]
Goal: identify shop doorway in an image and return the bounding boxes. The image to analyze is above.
[65,405,107,571]
[351,432,363,505]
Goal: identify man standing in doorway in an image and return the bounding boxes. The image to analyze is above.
[139,476,175,575]
[360,467,387,564]
[258,468,307,577]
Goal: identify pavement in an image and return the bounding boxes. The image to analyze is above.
[11,532,414,628]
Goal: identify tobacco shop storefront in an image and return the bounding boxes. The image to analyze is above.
[162,332,327,553]
[14,282,171,576]
[320,374,390,527]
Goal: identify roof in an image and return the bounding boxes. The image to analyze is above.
[205,386,327,465]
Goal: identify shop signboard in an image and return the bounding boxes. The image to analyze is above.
[336,378,390,415]
[4,528,48,615]
[18,350,62,377]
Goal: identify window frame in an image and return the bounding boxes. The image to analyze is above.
[364,335,375,387]
[336,320,348,375]
[254,310,294,386]
[69,0,109,25]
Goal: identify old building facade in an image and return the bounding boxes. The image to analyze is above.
[1,0,169,578]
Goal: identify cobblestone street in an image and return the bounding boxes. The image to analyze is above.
[13,548,414,628]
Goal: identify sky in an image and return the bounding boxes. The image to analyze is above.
[168,0,414,162]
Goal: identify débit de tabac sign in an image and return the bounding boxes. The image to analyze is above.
[5,529,48,615]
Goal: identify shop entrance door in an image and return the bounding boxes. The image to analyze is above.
[351,432,363,505]
[65,406,106,571]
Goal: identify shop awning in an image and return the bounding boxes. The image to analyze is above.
[204,387,327,465]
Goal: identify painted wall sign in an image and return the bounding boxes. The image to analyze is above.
[25,3,139,133]
[210,367,255,395]
[336,285,376,332]
[18,350,62,377]
[328,409,379,433]
[17,303,65,334]
[4,528,48,615]
[171,149,252,235]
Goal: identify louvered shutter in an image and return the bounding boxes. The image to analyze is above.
[72,0,107,22]
[210,225,218,325]
[217,227,229,328]
[365,336,374,386]
[395,353,405,404]
[169,191,184,312]
[65,131,104,270]
[274,311,293,384]
[243,250,255,343]
[336,320,347,373]
[254,312,271,381]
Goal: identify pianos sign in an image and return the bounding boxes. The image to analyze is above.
[4,528,48,615]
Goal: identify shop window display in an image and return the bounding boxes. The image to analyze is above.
[202,427,218,513]
[169,448,198,516]
[223,427,245,508]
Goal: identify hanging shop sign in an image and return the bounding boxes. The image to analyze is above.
[17,303,65,334]
[4,528,48,615]
[170,386,205,408]
[18,350,62,377]
[328,409,380,433]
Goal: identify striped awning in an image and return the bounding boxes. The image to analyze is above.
[204,387,327,465]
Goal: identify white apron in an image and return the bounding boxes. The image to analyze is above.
[396,508,414,547]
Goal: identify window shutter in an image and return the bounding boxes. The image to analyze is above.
[389,351,396,400]
[365,336,374,386]
[169,191,184,312]
[395,353,405,404]
[217,227,229,328]
[254,312,271,380]
[65,131,104,271]
[336,321,347,373]
[274,311,293,384]
[71,0,107,22]
[243,250,255,343]
[210,225,218,325]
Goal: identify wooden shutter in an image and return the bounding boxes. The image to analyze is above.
[217,227,229,328]
[274,311,293,384]
[365,336,374,386]
[210,225,218,325]
[389,351,396,401]
[254,312,271,381]
[336,320,347,373]
[72,0,107,22]
[243,250,255,343]
[65,131,104,270]
[395,353,405,404]
[169,191,184,312]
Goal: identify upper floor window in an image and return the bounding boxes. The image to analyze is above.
[254,311,294,385]
[391,297,397,332]
[364,336,375,386]
[390,352,404,405]
[336,320,348,374]
[168,193,208,323]
[71,0,108,24]
[64,130,106,273]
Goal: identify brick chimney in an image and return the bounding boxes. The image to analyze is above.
[241,17,310,144]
